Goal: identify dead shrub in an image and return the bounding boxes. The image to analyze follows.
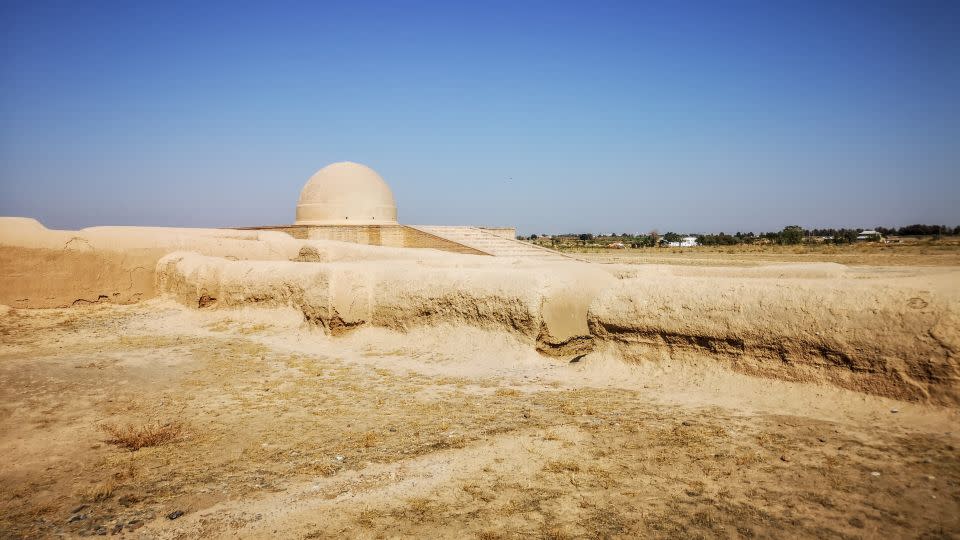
[356,508,384,528]
[559,402,579,416]
[462,483,496,502]
[312,462,338,476]
[100,421,184,450]
[544,460,581,473]
[394,497,444,523]
[87,481,116,501]
[362,432,379,448]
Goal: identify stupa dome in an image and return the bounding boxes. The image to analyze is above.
[295,162,398,225]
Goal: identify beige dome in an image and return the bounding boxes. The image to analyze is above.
[295,162,398,225]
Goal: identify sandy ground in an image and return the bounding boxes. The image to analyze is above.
[1,300,957,539]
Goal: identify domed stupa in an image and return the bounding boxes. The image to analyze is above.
[295,162,398,225]
[240,160,525,258]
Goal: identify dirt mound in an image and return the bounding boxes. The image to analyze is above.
[0,218,304,308]
[156,251,960,406]
[591,275,959,405]
[156,251,612,353]
[0,218,479,308]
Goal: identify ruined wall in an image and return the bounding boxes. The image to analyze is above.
[589,275,960,406]
[156,251,611,350]
[0,218,303,308]
[0,219,490,308]
[0,246,157,307]
[156,252,960,407]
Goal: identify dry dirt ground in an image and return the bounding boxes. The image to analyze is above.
[1,297,957,539]
[569,240,960,267]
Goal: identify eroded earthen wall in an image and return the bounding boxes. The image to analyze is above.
[155,252,960,406]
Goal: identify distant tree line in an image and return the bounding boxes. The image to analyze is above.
[696,232,746,246]
[858,224,957,237]
[517,224,959,246]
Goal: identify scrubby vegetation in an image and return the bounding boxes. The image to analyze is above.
[519,223,960,249]
[100,421,184,451]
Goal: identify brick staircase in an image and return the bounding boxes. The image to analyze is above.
[407,226,579,262]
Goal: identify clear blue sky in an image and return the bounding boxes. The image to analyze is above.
[1,0,957,234]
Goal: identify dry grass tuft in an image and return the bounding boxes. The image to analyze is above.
[82,479,118,502]
[559,402,579,416]
[394,497,446,523]
[312,462,338,476]
[541,525,570,540]
[362,431,379,448]
[735,451,763,466]
[494,388,520,397]
[100,421,184,450]
[544,460,581,473]
[462,482,496,502]
[356,508,385,528]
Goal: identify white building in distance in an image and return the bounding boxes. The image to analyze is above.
[667,236,699,247]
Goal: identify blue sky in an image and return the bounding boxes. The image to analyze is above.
[1,0,957,234]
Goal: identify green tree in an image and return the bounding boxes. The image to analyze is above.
[663,232,681,243]
[832,229,859,244]
[779,225,804,245]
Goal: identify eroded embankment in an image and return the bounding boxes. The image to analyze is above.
[156,252,960,407]
[156,252,611,353]
[590,277,959,405]
[0,217,303,307]
[0,218,478,308]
